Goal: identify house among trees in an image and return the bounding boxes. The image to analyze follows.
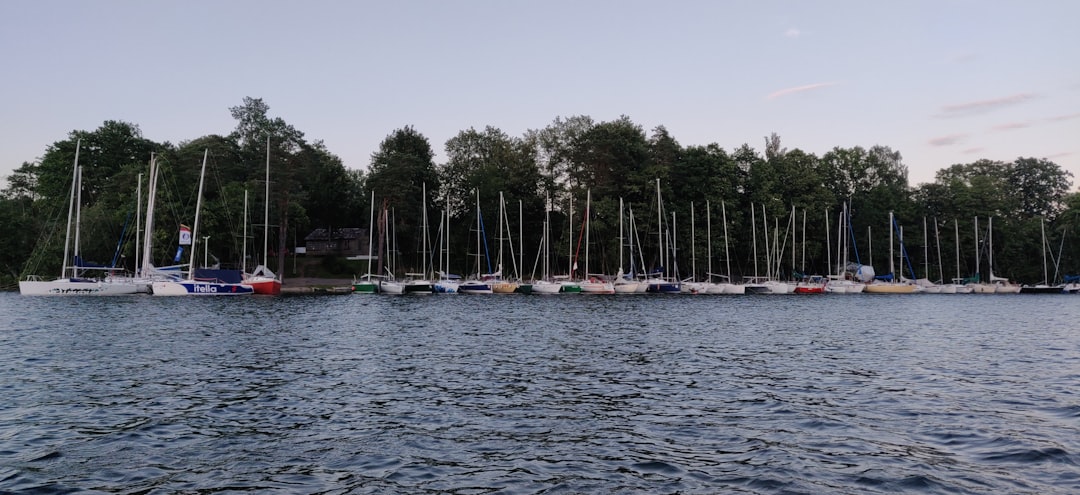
[303,228,367,257]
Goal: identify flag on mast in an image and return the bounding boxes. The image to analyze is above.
[179,224,192,245]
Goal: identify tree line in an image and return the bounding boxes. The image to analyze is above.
[2,97,1077,288]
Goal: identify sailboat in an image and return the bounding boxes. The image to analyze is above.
[744,204,791,294]
[20,140,141,296]
[531,195,563,295]
[943,219,973,293]
[680,202,710,294]
[352,191,380,293]
[987,217,1020,293]
[644,179,680,293]
[433,207,460,294]
[1020,218,1065,293]
[152,150,254,296]
[916,218,942,293]
[578,189,614,294]
[613,198,644,294]
[966,217,995,293]
[403,183,435,294]
[376,205,405,295]
[490,192,520,294]
[244,137,282,295]
[459,190,494,294]
[715,201,745,294]
[793,210,826,294]
[825,203,866,294]
[864,212,917,294]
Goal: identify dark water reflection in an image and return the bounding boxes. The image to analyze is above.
[1,293,1078,493]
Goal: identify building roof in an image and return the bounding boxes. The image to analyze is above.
[304,227,366,242]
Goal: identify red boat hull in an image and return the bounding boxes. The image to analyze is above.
[247,279,282,295]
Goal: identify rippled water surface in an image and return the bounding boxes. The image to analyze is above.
[1,292,1079,493]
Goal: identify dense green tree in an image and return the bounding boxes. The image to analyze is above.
[440,126,546,277]
[366,126,439,273]
[5,108,1079,287]
[1007,157,1073,219]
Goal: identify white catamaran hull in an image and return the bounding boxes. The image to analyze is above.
[152,281,254,296]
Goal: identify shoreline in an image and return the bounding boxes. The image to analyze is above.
[280,277,354,294]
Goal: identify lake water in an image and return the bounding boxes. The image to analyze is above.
[1,292,1078,494]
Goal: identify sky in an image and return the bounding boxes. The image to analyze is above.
[2,0,1078,189]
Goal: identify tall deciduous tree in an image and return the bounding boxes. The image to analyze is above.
[366,126,439,272]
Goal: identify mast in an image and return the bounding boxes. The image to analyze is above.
[189,149,209,281]
[1041,217,1048,284]
[444,202,450,279]
[934,218,944,284]
[722,201,732,282]
[888,211,895,278]
[141,156,159,277]
[497,191,503,277]
[989,215,993,278]
[585,189,591,278]
[366,191,375,278]
[135,172,142,277]
[72,166,83,276]
[619,197,625,274]
[838,203,846,276]
[632,204,646,277]
[671,211,678,282]
[761,205,770,280]
[519,199,523,281]
[242,190,249,273]
[690,202,697,282]
[475,190,481,277]
[569,195,574,277]
[800,209,806,274]
[706,201,712,282]
[923,217,929,280]
[545,194,551,280]
[61,140,81,278]
[974,217,981,282]
[263,136,271,269]
[656,178,663,278]
[422,182,429,277]
[751,203,758,280]
[868,225,873,273]
[955,219,962,283]
[791,205,796,278]
[826,208,832,278]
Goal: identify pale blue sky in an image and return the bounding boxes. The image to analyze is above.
[2,0,1078,188]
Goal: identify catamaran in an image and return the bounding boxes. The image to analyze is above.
[152,150,254,296]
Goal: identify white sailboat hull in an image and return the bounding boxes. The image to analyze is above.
[579,280,614,294]
[19,278,141,296]
[531,281,563,294]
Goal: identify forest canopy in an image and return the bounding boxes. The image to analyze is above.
[2,98,1077,288]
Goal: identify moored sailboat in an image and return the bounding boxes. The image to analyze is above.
[243,137,282,295]
[20,140,141,296]
[152,150,254,296]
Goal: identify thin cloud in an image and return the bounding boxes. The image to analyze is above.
[937,93,1037,117]
[946,52,977,64]
[962,147,984,154]
[1046,112,1080,122]
[1045,152,1074,160]
[784,28,801,38]
[928,134,968,146]
[991,122,1030,131]
[766,82,838,100]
